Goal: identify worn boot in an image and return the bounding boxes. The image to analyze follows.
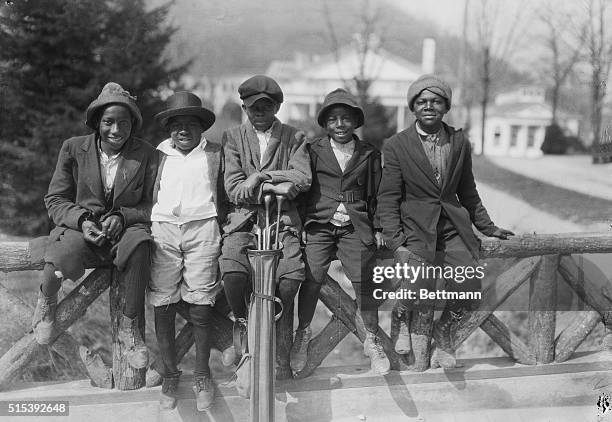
[290,325,312,373]
[159,371,181,410]
[394,308,412,355]
[431,309,464,369]
[193,375,215,411]
[118,314,149,369]
[32,289,57,345]
[363,331,391,375]
[221,346,237,367]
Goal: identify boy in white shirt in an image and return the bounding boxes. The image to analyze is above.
[148,92,227,411]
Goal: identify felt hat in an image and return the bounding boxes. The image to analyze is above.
[238,75,284,107]
[317,88,365,128]
[154,91,216,131]
[406,74,452,111]
[85,82,142,130]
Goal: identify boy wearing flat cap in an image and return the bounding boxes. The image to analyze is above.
[220,75,311,379]
[291,88,390,375]
[148,91,228,411]
[34,82,156,370]
[377,74,514,369]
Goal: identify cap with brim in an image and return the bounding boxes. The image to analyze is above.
[242,93,278,108]
[317,88,365,128]
[154,91,216,131]
[238,75,283,107]
[85,82,143,130]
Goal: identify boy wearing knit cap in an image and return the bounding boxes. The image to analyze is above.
[219,75,311,379]
[377,74,513,369]
[290,88,390,375]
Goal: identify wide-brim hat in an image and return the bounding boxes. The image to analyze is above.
[238,75,284,107]
[407,74,452,111]
[317,88,365,128]
[85,82,143,130]
[154,91,216,131]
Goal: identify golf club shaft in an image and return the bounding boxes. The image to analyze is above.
[275,195,284,249]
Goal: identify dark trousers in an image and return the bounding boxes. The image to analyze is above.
[395,217,480,313]
[41,235,150,318]
[299,222,380,333]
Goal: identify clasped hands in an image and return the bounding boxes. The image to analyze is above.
[82,215,123,246]
[236,172,299,202]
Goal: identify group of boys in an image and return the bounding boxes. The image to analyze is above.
[32,73,512,412]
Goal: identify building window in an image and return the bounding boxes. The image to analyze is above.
[510,125,520,147]
[527,126,538,147]
[493,126,501,146]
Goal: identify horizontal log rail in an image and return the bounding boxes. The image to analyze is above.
[4,233,612,273]
[1,232,612,391]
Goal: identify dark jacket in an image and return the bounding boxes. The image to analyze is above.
[45,133,157,269]
[302,136,381,246]
[222,119,311,234]
[377,122,498,261]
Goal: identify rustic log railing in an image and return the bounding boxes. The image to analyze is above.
[0,237,233,391]
[1,232,612,391]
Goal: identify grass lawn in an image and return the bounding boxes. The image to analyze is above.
[472,155,612,228]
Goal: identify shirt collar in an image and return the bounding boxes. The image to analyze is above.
[159,135,207,155]
[329,137,355,153]
[97,136,122,159]
[415,121,442,141]
[252,118,279,135]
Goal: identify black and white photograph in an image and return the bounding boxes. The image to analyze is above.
[1,0,612,421]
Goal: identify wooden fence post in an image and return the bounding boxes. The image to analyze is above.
[109,269,146,390]
[528,254,559,364]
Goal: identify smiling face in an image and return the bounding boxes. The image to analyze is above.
[324,105,357,144]
[412,89,448,133]
[242,98,279,132]
[168,115,203,154]
[98,105,133,154]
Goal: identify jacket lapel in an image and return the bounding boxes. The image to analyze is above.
[79,134,105,200]
[343,138,371,175]
[205,143,220,207]
[311,138,342,175]
[399,125,439,187]
[113,138,142,202]
[260,120,281,170]
[243,125,261,171]
[441,125,464,192]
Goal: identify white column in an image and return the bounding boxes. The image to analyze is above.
[396,105,405,130]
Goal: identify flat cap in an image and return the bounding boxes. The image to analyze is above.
[238,75,283,107]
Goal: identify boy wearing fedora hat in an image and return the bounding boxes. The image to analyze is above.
[219,75,311,379]
[148,91,228,410]
[33,82,157,370]
[377,74,513,369]
[290,88,390,375]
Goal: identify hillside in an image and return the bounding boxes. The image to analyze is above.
[150,0,485,81]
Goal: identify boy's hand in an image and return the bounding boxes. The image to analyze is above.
[490,227,514,240]
[100,215,123,241]
[82,220,106,247]
[236,172,266,202]
[374,231,385,249]
[263,182,298,200]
